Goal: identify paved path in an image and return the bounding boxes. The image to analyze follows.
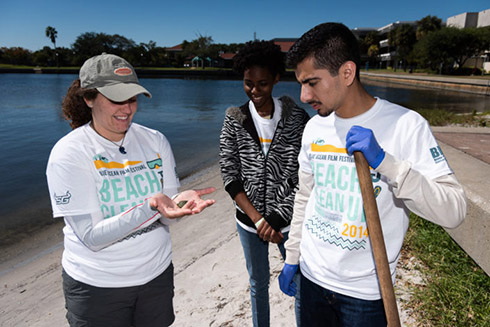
[433,130,490,165]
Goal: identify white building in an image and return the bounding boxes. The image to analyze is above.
[477,9,490,28]
[447,8,490,72]
[446,12,479,28]
[352,21,417,69]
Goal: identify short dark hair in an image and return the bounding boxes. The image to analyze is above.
[233,40,285,77]
[287,23,361,79]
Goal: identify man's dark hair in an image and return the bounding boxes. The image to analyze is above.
[287,22,361,79]
[233,40,285,77]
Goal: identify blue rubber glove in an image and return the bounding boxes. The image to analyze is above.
[345,125,385,169]
[278,263,298,296]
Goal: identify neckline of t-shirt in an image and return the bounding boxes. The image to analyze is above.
[85,122,132,149]
[249,97,281,123]
[333,97,382,126]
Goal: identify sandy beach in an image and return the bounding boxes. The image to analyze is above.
[0,162,424,327]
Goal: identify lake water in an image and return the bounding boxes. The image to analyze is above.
[1,73,489,239]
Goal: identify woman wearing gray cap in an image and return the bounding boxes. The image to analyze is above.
[46,53,215,327]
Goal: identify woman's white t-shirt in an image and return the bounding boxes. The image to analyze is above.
[46,123,180,287]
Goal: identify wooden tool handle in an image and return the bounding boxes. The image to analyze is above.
[354,151,401,327]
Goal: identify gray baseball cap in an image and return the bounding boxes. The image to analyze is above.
[79,53,152,102]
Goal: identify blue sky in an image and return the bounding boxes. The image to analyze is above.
[1,0,489,51]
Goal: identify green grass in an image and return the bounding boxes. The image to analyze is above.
[0,64,79,70]
[415,109,490,127]
[403,214,490,326]
[0,63,37,69]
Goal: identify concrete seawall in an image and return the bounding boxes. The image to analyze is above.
[432,126,490,275]
[361,72,490,96]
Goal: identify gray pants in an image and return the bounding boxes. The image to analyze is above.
[62,264,175,327]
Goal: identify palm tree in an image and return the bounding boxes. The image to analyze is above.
[45,26,58,67]
[45,26,57,49]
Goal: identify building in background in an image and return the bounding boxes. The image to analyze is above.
[447,8,490,28]
[377,21,417,69]
[446,11,479,28]
[271,38,297,53]
[446,8,490,72]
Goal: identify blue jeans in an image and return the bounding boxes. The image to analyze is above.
[300,273,387,327]
[237,223,301,327]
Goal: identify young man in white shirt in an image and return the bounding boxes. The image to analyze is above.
[278,22,466,327]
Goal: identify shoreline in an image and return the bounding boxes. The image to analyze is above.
[2,67,489,95]
[0,163,229,326]
[0,160,221,271]
[0,157,218,250]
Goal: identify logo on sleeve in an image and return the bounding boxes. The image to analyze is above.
[54,191,71,205]
[430,146,447,164]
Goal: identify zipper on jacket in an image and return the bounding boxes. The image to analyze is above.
[261,117,285,215]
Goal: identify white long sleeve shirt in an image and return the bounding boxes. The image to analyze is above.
[285,98,466,300]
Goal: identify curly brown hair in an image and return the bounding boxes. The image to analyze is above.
[61,79,98,129]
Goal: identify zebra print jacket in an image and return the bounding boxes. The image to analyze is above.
[219,96,310,231]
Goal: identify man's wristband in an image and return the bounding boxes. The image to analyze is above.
[255,217,264,228]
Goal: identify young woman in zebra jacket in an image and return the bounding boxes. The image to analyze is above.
[219,40,309,327]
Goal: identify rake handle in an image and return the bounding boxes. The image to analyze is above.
[354,151,401,327]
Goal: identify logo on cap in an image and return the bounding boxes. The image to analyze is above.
[114,67,133,76]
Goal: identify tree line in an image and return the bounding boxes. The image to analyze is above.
[0,27,243,68]
[2,17,490,74]
[358,15,490,75]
